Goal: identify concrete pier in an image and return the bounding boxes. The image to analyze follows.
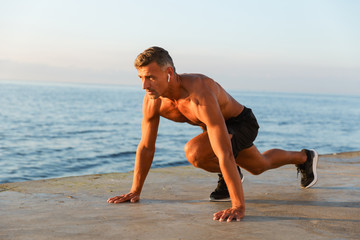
[1,152,359,239]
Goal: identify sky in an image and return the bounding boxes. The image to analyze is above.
[1,0,359,95]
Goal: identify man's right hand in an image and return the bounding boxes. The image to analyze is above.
[107,192,140,204]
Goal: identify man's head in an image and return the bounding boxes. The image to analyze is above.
[134,46,175,72]
[135,47,176,99]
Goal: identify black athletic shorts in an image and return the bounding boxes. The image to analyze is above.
[225,107,259,159]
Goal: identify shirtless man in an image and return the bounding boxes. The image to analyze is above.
[107,47,319,222]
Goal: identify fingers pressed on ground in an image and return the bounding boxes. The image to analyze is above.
[213,211,223,220]
[227,214,235,222]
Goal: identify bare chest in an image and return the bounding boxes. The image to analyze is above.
[159,99,202,126]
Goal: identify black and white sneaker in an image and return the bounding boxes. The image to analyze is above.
[209,166,244,202]
[296,149,319,189]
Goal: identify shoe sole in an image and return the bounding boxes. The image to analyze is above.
[209,197,231,202]
[302,149,318,189]
[209,176,245,202]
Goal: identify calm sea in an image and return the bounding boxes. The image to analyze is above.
[1,81,359,183]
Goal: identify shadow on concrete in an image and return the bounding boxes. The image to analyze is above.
[246,199,360,208]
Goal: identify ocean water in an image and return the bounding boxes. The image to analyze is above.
[1,81,359,183]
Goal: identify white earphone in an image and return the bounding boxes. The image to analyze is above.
[167,74,170,82]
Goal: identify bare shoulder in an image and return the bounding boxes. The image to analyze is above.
[180,73,243,119]
[180,74,220,99]
[181,74,230,103]
[180,73,216,86]
[142,94,161,120]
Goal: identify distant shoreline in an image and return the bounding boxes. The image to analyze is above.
[2,80,360,98]
[320,150,360,158]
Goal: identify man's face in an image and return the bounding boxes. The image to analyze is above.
[137,61,168,99]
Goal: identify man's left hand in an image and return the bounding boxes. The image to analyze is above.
[213,207,245,222]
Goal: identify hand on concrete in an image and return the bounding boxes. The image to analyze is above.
[213,207,245,222]
[107,192,140,204]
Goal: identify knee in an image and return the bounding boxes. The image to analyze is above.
[184,141,195,164]
[247,160,270,175]
[249,167,266,175]
[184,142,205,169]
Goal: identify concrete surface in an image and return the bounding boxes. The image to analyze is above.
[1,152,360,240]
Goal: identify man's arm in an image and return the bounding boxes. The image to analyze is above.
[107,96,160,203]
[196,91,245,221]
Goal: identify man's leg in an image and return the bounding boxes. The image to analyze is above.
[184,133,318,189]
[235,146,306,175]
[235,145,319,188]
[184,131,305,174]
[184,131,221,172]
[184,132,244,201]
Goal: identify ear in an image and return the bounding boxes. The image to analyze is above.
[167,66,174,76]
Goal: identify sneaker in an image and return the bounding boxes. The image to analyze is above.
[296,149,319,189]
[209,166,244,202]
